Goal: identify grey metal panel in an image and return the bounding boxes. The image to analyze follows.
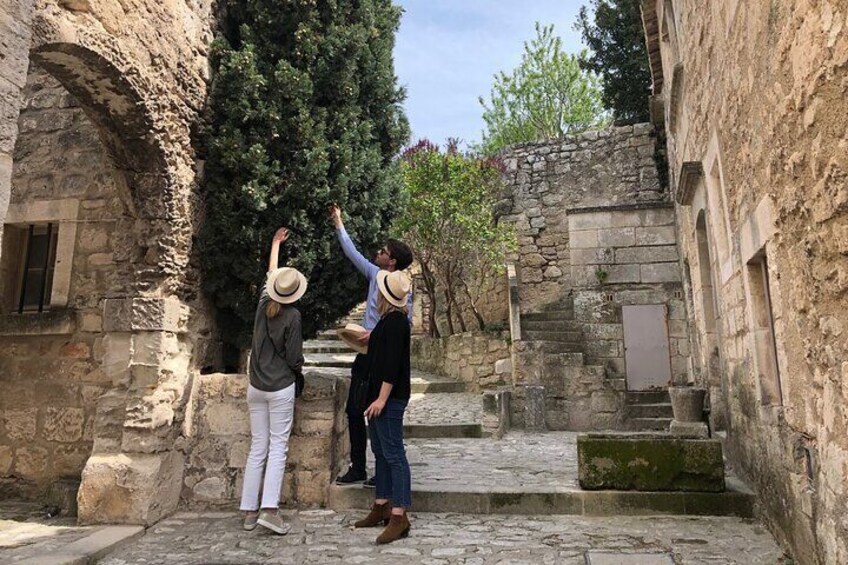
[623,304,673,390]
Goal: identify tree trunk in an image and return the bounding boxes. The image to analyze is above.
[461,279,486,331]
[420,261,440,338]
[443,288,455,335]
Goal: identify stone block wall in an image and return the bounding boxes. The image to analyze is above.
[0,66,130,497]
[642,1,848,561]
[411,332,511,390]
[498,124,663,313]
[180,371,349,509]
[412,270,509,338]
[568,206,689,385]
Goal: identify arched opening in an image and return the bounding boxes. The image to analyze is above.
[0,57,142,499]
[0,37,199,518]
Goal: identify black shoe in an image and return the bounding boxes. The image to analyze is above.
[363,476,376,489]
[336,467,367,485]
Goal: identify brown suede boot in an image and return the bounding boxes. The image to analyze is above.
[375,512,411,544]
[353,502,391,528]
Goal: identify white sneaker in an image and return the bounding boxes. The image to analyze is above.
[243,512,259,531]
[257,509,291,535]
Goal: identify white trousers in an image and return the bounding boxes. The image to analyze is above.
[239,383,296,511]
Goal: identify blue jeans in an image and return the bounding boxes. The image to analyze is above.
[368,399,412,509]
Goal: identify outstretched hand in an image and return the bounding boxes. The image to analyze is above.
[328,204,343,228]
[272,227,290,244]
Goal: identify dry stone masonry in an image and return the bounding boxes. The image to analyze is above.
[497,125,688,432]
[642,1,848,562]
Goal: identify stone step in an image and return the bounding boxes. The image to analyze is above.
[625,403,674,419]
[328,481,755,518]
[521,319,581,332]
[411,379,467,394]
[303,340,350,354]
[304,353,355,368]
[317,330,341,341]
[628,417,672,432]
[522,330,582,343]
[527,340,583,354]
[403,423,482,439]
[626,390,671,404]
[538,298,575,311]
[522,310,574,322]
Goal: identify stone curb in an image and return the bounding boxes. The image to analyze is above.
[328,483,754,518]
[15,525,145,565]
[403,423,482,439]
[411,380,467,393]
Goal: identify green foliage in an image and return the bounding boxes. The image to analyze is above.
[478,23,607,154]
[395,140,516,336]
[576,0,651,124]
[200,0,409,346]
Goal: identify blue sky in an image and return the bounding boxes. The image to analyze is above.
[394,0,589,148]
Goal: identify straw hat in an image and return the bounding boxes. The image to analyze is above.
[337,323,369,354]
[376,270,411,308]
[266,267,308,304]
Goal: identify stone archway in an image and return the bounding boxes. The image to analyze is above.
[14,18,207,524]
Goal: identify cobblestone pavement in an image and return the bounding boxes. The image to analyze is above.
[98,510,788,565]
[404,432,579,491]
[406,393,482,426]
[0,500,92,563]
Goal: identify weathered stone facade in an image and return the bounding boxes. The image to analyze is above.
[642,1,848,562]
[498,125,689,431]
[411,332,511,390]
[179,371,349,510]
[0,0,218,524]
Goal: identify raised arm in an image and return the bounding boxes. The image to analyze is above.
[268,227,289,272]
[329,204,377,278]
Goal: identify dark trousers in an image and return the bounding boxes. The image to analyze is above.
[345,353,369,473]
[369,399,411,508]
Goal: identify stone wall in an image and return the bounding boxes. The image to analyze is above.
[498,124,663,313]
[412,269,509,338]
[411,332,511,390]
[497,124,689,431]
[180,371,349,509]
[0,66,127,497]
[642,1,848,562]
[0,0,219,524]
[568,206,689,386]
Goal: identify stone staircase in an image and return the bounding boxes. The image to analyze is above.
[303,329,482,438]
[520,297,672,432]
[624,390,674,431]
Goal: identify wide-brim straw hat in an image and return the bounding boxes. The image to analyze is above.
[376,270,411,308]
[337,323,368,354]
[266,267,308,304]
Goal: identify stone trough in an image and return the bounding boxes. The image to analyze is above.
[577,432,725,492]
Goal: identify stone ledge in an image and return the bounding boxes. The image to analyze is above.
[328,484,753,517]
[566,202,675,214]
[14,525,145,565]
[102,297,188,333]
[577,434,725,492]
[0,309,76,335]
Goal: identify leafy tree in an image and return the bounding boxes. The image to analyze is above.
[478,23,607,154]
[395,140,516,337]
[576,0,651,124]
[201,0,409,347]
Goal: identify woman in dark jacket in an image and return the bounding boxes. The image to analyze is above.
[353,269,413,544]
[239,228,306,535]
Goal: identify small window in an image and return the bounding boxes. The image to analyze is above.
[12,223,59,313]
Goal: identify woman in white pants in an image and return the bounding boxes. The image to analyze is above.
[239,227,307,535]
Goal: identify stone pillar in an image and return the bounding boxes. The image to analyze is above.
[524,384,547,431]
[78,297,193,525]
[0,0,35,246]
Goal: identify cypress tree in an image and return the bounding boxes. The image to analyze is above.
[201,0,409,346]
